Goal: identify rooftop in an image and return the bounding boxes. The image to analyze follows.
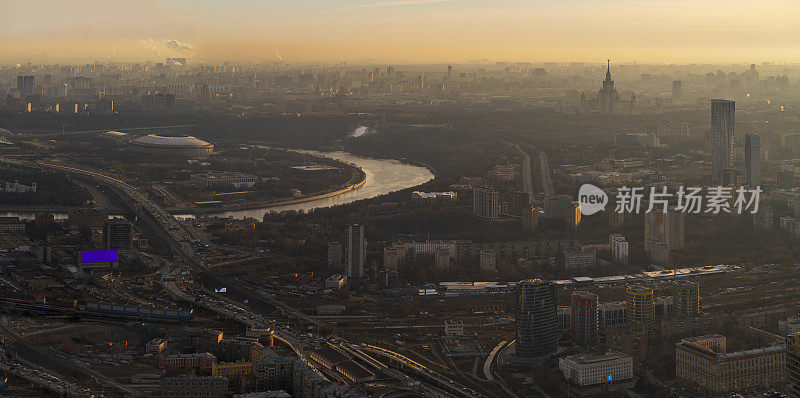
[103,130,129,136]
[132,134,212,147]
[562,352,631,365]
[192,172,257,179]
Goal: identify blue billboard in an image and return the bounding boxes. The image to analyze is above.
[80,250,118,263]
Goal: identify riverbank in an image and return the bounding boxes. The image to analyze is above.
[1,147,432,221]
[0,148,367,218]
[198,149,434,219]
[187,167,367,215]
[246,141,438,177]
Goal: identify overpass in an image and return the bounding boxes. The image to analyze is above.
[0,360,91,397]
[3,156,485,397]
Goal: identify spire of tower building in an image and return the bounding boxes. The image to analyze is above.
[599,59,618,113]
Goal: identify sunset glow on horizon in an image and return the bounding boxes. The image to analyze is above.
[1,0,799,64]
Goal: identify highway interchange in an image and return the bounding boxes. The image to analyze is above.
[1,155,487,398]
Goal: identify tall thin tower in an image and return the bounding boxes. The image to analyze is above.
[570,291,599,345]
[672,80,682,100]
[598,60,618,114]
[711,99,735,183]
[745,133,761,186]
[346,224,366,279]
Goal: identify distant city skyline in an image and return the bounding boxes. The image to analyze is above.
[1,0,799,63]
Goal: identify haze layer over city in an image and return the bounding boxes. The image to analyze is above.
[1,1,800,397]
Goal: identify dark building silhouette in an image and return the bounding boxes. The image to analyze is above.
[103,218,133,250]
[745,133,761,186]
[514,279,557,364]
[711,99,735,183]
[16,75,35,97]
[571,290,599,345]
[674,281,700,318]
[672,80,682,99]
[346,224,366,279]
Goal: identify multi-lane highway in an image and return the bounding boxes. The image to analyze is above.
[534,149,555,197]
[7,156,485,397]
[511,144,534,204]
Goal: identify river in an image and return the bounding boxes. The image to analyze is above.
[195,150,434,219]
[2,150,434,221]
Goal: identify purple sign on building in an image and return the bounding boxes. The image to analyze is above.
[80,250,118,263]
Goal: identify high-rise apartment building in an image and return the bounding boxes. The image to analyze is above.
[566,202,582,230]
[327,241,342,269]
[515,279,558,363]
[609,234,629,264]
[472,187,500,220]
[626,285,654,330]
[479,249,497,273]
[16,75,35,97]
[754,207,773,230]
[570,291,599,345]
[745,133,761,186]
[103,218,133,250]
[672,80,682,100]
[346,224,366,279]
[644,209,684,265]
[382,245,404,271]
[711,99,735,183]
[542,194,581,229]
[674,282,700,317]
[508,190,529,218]
[435,248,451,270]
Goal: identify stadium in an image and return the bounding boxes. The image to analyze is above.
[130,134,214,159]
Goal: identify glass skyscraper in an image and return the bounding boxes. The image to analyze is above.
[711,99,735,183]
[514,279,558,364]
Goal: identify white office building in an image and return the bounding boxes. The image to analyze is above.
[559,352,634,386]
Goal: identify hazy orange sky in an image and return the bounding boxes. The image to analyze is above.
[1,0,799,64]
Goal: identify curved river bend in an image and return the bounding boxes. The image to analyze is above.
[2,151,434,221]
[200,150,434,219]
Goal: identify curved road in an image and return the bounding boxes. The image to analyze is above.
[4,156,484,398]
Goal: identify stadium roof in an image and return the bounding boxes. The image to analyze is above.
[132,134,211,147]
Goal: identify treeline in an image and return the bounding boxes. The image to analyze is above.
[0,167,92,206]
